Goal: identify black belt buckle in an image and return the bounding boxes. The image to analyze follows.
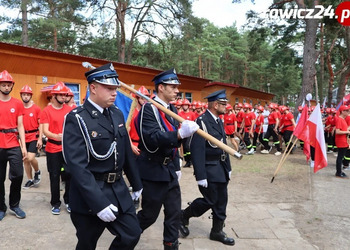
[163,157,170,166]
[220,154,226,161]
[107,173,117,183]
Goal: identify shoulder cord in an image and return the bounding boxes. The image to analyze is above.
[75,114,117,164]
[139,104,164,154]
[201,120,225,154]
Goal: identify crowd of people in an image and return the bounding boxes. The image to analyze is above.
[0,64,348,249]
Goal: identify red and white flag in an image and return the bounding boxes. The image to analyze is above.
[299,104,328,173]
[293,105,310,161]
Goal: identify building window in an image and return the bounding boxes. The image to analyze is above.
[185,92,192,102]
[177,92,183,99]
[66,83,80,106]
[235,97,239,103]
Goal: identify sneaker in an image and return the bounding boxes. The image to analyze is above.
[343,166,350,170]
[22,180,34,189]
[51,206,60,215]
[0,210,6,221]
[10,207,26,219]
[310,160,314,168]
[327,150,333,154]
[274,151,282,156]
[246,148,255,155]
[261,149,269,154]
[33,171,41,185]
[65,204,71,213]
[335,172,349,179]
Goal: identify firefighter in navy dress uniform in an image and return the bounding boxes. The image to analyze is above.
[62,63,143,250]
[136,69,199,250]
[179,89,235,246]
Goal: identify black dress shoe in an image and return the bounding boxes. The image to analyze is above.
[179,210,190,237]
[209,230,235,245]
[335,172,349,179]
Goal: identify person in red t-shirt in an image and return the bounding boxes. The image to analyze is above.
[178,99,197,167]
[224,104,238,151]
[129,86,150,156]
[65,88,77,109]
[242,103,256,155]
[0,70,27,220]
[335,105,350,178]
[20,85,43,189]
[279,106,296,153]
[41,82,72,215]
[261,103,282,155]
[324,108,335,153]
[252,105,265,152]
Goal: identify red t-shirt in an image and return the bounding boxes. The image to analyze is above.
[325,115,334,132]
[281,112,294,132]
[236,110,244,127]
[129,108,140,147]
[255,114,264,133]
[178,110,196,121]
[40,104,72,153]
[224,113,237,135]
[23,104,41,143]
[335,116,349,148]
[268,111,279,125]
[243,112,256,132]
[0,97,24,148]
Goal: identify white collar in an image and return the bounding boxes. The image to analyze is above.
[154,95,168,108]
[207,109,219,122]
[87,98,104,114]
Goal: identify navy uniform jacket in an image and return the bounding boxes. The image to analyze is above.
[136,101,181,182]
[63,100,142,215]
[190,110,231,182]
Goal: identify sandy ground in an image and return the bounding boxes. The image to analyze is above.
[1,145,350,250]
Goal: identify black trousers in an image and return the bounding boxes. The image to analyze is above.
[0,147,23,211]
[182,137,191,161]
[188,182,228,222]
[336,148,347,176]
[252,132,263,151]
[243,131,252,149]
[282,130,293,151]
[46,151,70,207]
[71,206,141,250]
[262,124,282,152]
[137,178,181,243]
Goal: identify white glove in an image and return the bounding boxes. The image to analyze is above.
[178,120,199,139]
[97,204,118,222]
[197,179,208,188]
[176,170,182,181]
[229,171,232,179]
[131,189,143,201]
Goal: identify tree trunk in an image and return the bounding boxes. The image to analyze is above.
[116,1,127,63]
[319,22,324,105]
[21,0,28,46]
[295,17,319,114]
[337,27,350,103]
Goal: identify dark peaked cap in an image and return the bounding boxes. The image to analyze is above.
[152,68,181,85]
[205,89,228,102]
[85,63,120,86]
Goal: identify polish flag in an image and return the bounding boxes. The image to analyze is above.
[293,105,310,161]
[300,104,328,173]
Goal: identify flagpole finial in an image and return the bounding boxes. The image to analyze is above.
[306,93,312,101]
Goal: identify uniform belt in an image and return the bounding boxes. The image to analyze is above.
[48,139,62,145]
[140,151,173,166]
[226,123,234,125]
[25,129,39,133]
[0,128,18,133]
[92,172,122,183]
[206,154,227,162]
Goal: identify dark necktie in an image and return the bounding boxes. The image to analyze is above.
[103,108,112,124]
